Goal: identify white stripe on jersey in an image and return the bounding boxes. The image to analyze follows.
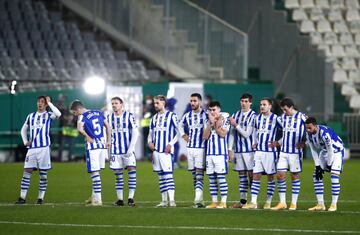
[231,110,256,153]
[180,110,207,149]
[150,111,178,153]
[278,111,307,154]
[25,112,54,148]
[206,118,230,156]
[108,111,138,154]
[307,125,344,153]
[254,113,279,152]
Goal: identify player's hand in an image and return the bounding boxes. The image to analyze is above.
[325,164,332,172]
[208,115,216,126]
[45,96,51,104]
[182,134,190,142]
[252,143,257,149]
[229,117,237,127]
[106,142,110,149]
[148,143,155,151]
[215,117,223,129]
[296,141,306,149]
[85,136,94,143]
[125,150,133,158]
[268,141,280,148]
[228,150,234,162]
[165,144,172,154]
[25,140,32,147]
[315,165,324,180]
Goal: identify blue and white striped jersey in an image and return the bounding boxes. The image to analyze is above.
[254,113,280,152]
[180,109,208,149]
[231,110,256,153]
[78,110,107,150]
[278,111,307,154]
[306,125,344,153]
[24,111,56,148]
[107,111,138,154]
[149,111,178,153]
[206,117,230,156]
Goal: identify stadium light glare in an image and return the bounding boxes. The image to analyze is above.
[83,76,105,95]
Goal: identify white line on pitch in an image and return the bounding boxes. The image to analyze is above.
[0,221,359,234]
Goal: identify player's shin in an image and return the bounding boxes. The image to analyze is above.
[209,174,218,203]
[291,179,301,205]
[313,173,324,205]
[195,171,204,202]
[38,170,48,200]
[128,169,136,199]
[266,180,275,204]
[331,174,340,205]
[250,180,260,204]
[20,171,32,200]
[91,172,102,203]
[115,171,124,200]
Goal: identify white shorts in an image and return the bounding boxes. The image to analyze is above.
[86,149,107,173]
[277,152,303,173]
[152,151,173,172]
[206,155,228,175]
[109,153,136,170]
[319,149,344,174]
[24,146,51,170]
[233,152,254,171]
[253,151,277,175]
[187,148,205,171]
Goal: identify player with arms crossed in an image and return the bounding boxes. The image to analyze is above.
[305,117,344,212]
[243,98,280,209]
[108,97,139,207]
[203,101,230,209]
[16,96,61,204]
[70,100,111,206]
[271,98,307,210]
[148,95,179,207]
[228,93,257,208]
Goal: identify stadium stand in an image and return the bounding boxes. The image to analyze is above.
[0,0,160,92]
[284,0,360,110]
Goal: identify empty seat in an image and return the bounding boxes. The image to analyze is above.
[339,32,354,45]
[334,69,348,82]
[350,20,360,32]
[330,0,345,9]
[300,0,315,8]
[350,95,360,108]
[310,8,325,21]
[328,9,344,21]
[317,19,332,32]
[324,32,338,44]
[345,0,360,8]
[301,20,316,32]
[293,8,308,21]
[333,20,349,33]
[331,44,346,57]
[345,45,359,57]
[349,69,360,81]
[346,9,360,21]
[342,58,357,69]
[315,0,330,8]
[285,0,300,9]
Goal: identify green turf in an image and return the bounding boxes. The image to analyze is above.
[0,160,359,234]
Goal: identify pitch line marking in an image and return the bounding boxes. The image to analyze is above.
[0,221,359,234]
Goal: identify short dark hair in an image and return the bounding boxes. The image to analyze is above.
[69,100,84,111]
[154,95,167,105]
[37,96,47,103]
[191,93,202,100]
[111,96,123,103]
[280,97,294,108]
[305,116,317,125]
[209,101,221,108]
[261,97,273,105]
[240,93,252,102]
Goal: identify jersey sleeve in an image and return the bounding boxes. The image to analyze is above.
[129,113,138,128]
[171,113,179,128]
[222,118,230,131]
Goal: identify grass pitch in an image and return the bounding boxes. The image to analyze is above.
[0,160,359,234]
